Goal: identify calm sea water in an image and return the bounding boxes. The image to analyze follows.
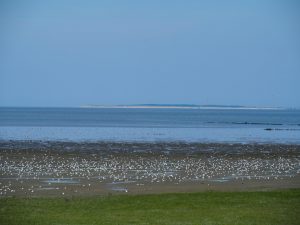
[0,107,299,143]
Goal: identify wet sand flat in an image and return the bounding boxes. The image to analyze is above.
[0,141,299,197]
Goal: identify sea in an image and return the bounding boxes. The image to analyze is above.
[0,107,300,144]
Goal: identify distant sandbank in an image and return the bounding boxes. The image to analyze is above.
[80,104,283,110]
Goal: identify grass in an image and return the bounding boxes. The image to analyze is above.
[1,190,300,225]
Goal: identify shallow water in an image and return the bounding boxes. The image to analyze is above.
[42,178,80,184]
[0,107,300,143]
[109,186,128,192]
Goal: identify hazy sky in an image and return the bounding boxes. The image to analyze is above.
[0,0,299,107]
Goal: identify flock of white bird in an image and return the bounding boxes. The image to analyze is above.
[0,151,299,196]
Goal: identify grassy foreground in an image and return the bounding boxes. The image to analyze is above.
[1,190,300,225]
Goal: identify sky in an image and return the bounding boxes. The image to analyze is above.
[0,0,300,108]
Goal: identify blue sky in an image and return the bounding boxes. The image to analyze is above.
[0,0,299,107]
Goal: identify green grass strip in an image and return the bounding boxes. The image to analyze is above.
[1,190,300,225]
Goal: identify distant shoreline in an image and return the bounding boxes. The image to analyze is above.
[80,104,283,110]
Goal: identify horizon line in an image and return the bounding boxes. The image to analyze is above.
[0,104,298,110]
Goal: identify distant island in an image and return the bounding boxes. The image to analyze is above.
[81,104,283,110]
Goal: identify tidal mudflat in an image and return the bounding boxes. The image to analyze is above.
[0,141,299,196]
